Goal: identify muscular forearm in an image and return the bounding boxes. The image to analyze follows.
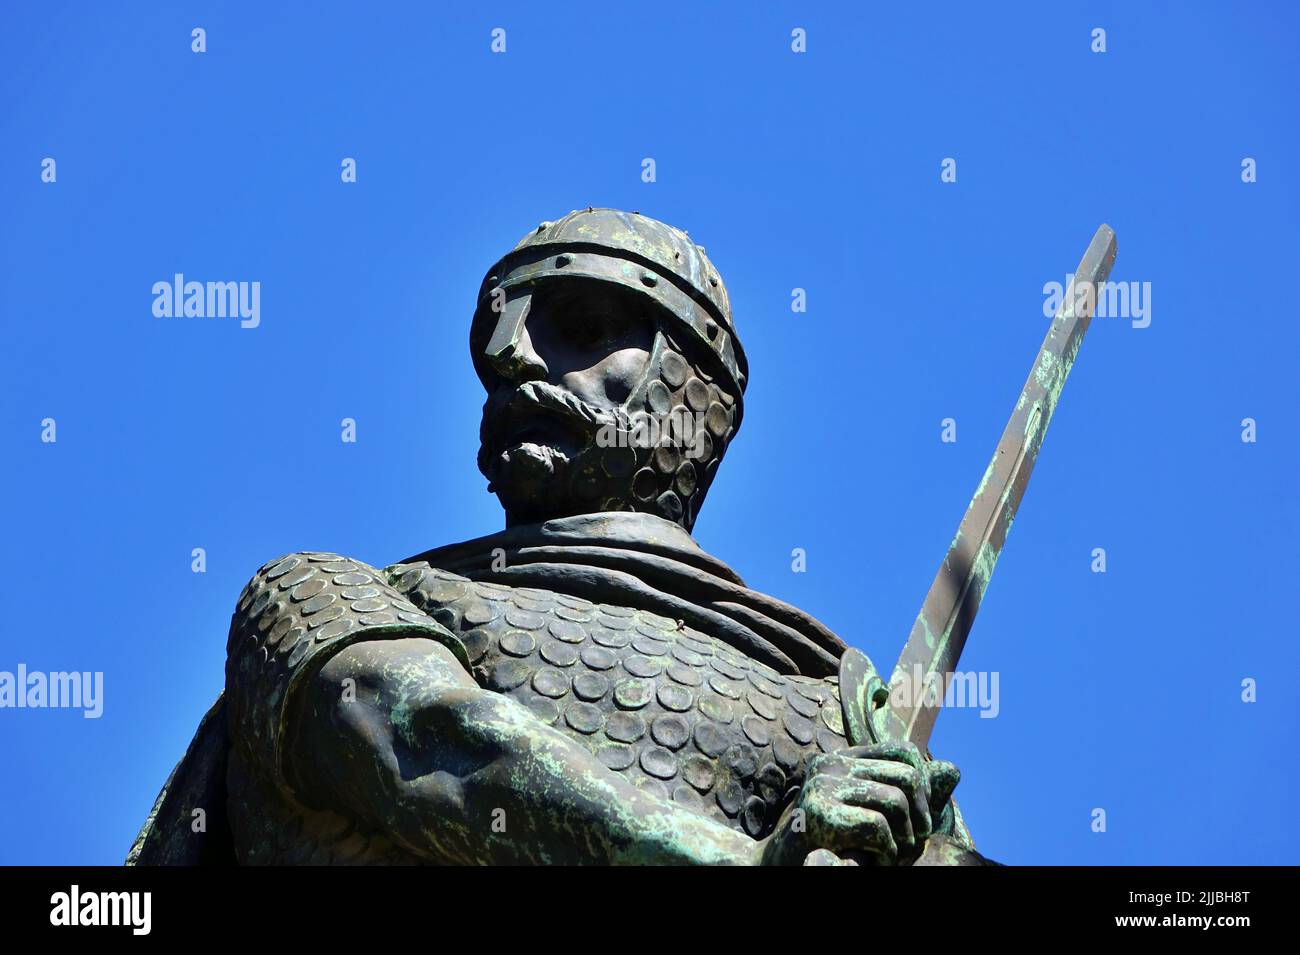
[294,637,758,865]
[417,691,755,864]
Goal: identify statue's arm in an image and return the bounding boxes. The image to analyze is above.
[226,552,904,865]
[287,636,762,865]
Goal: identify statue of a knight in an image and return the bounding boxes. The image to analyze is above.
[129,208,993,866]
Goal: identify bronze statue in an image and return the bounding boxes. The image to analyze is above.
[129,209,1114,865]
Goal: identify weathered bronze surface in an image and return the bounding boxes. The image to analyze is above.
[129,209,1108,866]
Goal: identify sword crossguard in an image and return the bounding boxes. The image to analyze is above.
[839,647,894,747]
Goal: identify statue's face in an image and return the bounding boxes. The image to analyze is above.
[478,280,656,524]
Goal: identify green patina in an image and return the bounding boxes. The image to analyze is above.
[127,212,1114,871]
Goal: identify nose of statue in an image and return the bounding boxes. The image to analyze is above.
[485,311,549,384]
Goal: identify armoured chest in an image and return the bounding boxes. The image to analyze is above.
[392,564,848,838]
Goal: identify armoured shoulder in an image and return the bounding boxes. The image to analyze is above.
[224,551,469,795]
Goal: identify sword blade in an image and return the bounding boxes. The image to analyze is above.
[876,224,1117,749]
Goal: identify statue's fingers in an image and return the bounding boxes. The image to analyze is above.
[807,752,857,780]
[807,802,898,864]
[841,741,925,773]
[927,760,961,810]
[804,777,900,862]
[838,778,915,856]
[844,759,932,840]
[842,806,898,865]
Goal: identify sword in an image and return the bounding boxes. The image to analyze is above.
[841,224,1118,751]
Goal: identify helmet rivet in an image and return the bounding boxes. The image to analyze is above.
[641,271,658,287]
[709,275,718,286]
[537,221,550,233]
[555,254,571,268]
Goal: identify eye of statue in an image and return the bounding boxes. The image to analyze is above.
[562,305,623,348]
[566,314,604,346]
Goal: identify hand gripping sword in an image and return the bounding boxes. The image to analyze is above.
[841,225,1118,751]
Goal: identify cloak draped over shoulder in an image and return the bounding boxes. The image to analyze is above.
[405,512,847,679]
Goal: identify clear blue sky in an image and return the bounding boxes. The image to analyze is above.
[2,2,1296,865]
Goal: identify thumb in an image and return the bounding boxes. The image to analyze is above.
[928,760,960,810]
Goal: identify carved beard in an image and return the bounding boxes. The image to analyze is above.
[479,381,621,525]
[491,441,572,518]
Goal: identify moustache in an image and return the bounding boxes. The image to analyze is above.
[479,382,624,494]
[488,381,621,439]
